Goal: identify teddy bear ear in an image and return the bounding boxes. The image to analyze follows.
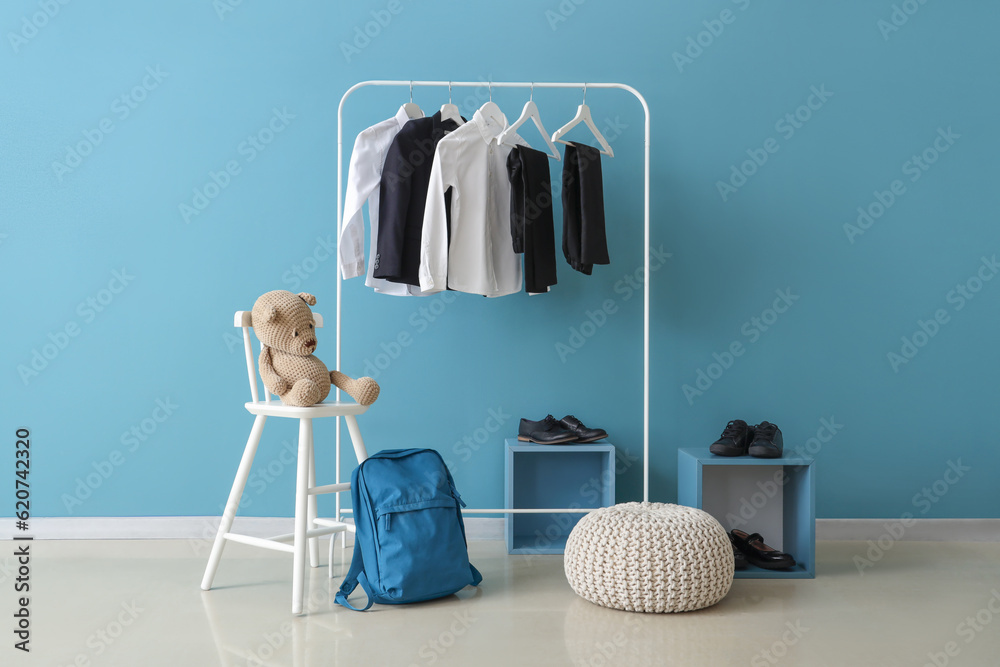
[297,292,317,306]
[250,305,278,327]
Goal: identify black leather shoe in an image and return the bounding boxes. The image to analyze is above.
[518,415,577,445]
[729,533,748,570]
[709,419,754,457]
[557,415,607,443]
[749,421,783,458]
[730,530,796,570]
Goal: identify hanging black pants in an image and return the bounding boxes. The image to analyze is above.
[507,145,557,293]
[561,141,609,275]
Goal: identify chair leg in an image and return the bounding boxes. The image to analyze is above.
[201,415,267,591]
[343,415,369,464]
[328,533,335,579]
[341,415,368,560]
[292,418,312,614]
[307,438,319,569]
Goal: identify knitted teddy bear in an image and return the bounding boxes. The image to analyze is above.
[251,290,380,407]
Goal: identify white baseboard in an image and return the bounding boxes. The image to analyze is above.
[2,516,504,541]
[815,518,1000,542]
[464,517,505,540]
[3,517,294,541]
[5,517,998,542]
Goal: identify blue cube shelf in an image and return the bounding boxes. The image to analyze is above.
[505,439,616,555]
[677,448,815,579]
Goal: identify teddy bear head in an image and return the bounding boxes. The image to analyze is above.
[251,290,320,356]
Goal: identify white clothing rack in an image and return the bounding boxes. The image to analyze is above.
[335,80,651,520]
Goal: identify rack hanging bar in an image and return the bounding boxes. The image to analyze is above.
[335,80,652,519]
[340,79,647,92]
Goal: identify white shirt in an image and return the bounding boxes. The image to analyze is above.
[419,107,525,297]
[340,106,430,296]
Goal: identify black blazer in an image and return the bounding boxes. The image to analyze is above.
[374,111,462,286]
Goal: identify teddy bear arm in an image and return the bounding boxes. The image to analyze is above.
[258,347,290,396]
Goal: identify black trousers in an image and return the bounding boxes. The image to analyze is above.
[561,141,609,275]
[507,145,557,293]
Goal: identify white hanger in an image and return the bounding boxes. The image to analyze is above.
[498,83,561,160]
[439,81,463,125]
[402,81,422,119]
[551,84,614,157]
[477,80,506,130]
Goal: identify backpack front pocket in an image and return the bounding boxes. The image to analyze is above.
[374,498,472,601]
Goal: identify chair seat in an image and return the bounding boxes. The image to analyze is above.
[244,400,369,418]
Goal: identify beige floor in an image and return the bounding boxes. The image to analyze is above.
[9,539,1000,666]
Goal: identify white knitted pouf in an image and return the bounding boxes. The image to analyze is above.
[564,502,734,613]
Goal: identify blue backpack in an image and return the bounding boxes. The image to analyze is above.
[335,448,482,611]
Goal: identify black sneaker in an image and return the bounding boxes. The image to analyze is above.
[710,419,754,457]
[749,421,783,458]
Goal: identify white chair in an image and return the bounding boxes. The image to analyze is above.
[201,310,369,614]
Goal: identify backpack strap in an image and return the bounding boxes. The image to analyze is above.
[335,537,375,611]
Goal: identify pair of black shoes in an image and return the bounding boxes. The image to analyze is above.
[518,415,607,445]
[710,420,783,458]
[729,529,796,570]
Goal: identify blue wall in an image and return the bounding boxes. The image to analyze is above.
[2,0,997,520]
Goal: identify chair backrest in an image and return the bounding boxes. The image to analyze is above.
[234,310,325,403]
